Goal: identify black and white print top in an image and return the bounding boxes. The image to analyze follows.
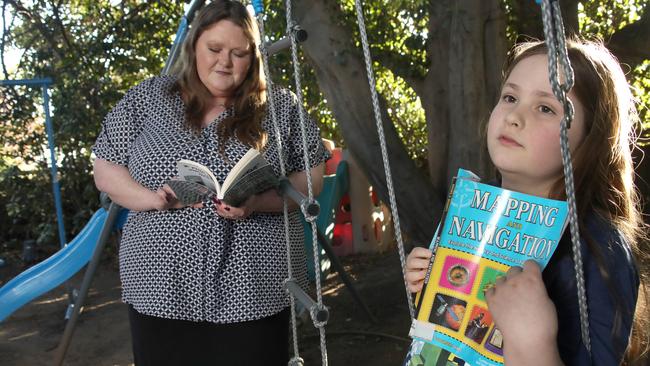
[92,76,329,323]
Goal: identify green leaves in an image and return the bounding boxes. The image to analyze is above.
[0,0,648,249]
[0,0,184,249]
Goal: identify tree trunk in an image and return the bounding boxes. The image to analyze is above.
[512,0,579,40]
[445,0,505,183]
[293,0,439,245]
[423,0,506,188]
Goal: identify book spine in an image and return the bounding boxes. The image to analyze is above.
[414,177,458,318]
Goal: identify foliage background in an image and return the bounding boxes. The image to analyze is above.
[0,0,648,253]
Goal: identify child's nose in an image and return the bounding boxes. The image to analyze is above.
[505,109,524,128]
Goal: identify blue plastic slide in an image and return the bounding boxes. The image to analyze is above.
[0,208,128,322]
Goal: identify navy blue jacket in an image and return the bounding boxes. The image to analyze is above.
[543,213,639,365]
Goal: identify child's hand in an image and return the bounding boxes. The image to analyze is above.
[405,247,433,293]
[485,260,562,365]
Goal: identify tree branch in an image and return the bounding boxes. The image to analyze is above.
[373,49,426,95]
[607,7,650,70]
[6,0,65,62]
[511,0,579,40]
[50,0,74,56]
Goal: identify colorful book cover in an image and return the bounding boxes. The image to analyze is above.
[406,168,569,366]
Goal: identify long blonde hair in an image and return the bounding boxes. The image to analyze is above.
[171,0,267,151]
[503,39,649,364]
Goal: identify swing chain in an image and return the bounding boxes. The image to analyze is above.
[540,0,591,356]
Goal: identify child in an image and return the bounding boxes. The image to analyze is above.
[406,39,649,365]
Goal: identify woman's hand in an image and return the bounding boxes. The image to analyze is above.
[212,195,256,220]
[405,247,433,293]
[153,184,203,211]
[485,260,563,366]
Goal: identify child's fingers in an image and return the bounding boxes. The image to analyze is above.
[409,247,433,260]
[405,276,424,293]
[506,265,523,279]
[405,269,426,283]
[522,259,542,276]
[407,282,424,293]
[405,269,427,293]
[406,257,431,271]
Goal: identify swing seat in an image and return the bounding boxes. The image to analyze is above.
[302,159,350,281]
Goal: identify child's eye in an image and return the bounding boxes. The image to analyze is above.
[502,94,516,103]
[539,105,555,115]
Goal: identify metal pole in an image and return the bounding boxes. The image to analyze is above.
[42,83,67,248]
[162,0,206,74]
[266,26,308,56]
[280,180,377,323]
[0,78,66,248]
[0,77,52,86]
[285,279,329,324]
[52,203,123,366]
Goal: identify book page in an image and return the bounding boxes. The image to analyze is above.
[221,148,268,194]
[220,164,279,206]
[166,180,213,205]
[176,159,221,194]
[408,168,569,366]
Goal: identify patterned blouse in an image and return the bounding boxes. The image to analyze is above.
[93,76,329,323]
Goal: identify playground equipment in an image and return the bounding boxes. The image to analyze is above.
[0,208,128,322]
[2,2,373,365]
[2,0,592,364]
[0,78,67,248]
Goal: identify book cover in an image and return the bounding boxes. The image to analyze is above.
[406,168,569,366]
[167,148,279,207]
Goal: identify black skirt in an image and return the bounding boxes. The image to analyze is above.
[128,305,290,366]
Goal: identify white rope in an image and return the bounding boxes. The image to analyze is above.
[257,6,329,365]
[539,0,591,356]
[353,0,414,320]
[284,0,329,364]
[255,11,303,364]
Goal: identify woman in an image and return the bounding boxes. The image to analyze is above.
[92,1,328,364]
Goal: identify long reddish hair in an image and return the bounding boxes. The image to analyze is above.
[502,39,649,364]
[171,0,267,151]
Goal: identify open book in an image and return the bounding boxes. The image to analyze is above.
[166,148,279,207]
[405,168,569,366]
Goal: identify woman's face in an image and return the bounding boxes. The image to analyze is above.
[195,20,252,99]
[487,54,587,197]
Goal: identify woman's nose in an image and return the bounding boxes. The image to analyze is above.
[219,53,233,67]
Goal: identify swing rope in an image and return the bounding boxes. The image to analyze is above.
[255,11,303,366]
[284,0,330,364]
[352,0,415,320]
[253,1,328,364]
[539,0,591,355]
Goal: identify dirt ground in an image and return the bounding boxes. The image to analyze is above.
[0,248,413,366]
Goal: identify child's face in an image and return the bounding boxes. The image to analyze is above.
[487,54,587,197]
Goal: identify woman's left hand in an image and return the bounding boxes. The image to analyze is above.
[212,195,256,220]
